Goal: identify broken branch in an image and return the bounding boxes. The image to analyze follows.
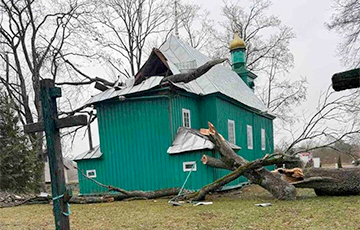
[161,58,227,84]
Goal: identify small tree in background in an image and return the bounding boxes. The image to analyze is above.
[0,92,42,192]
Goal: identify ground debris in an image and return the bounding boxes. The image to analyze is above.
[255,203,272,207]
[0,191,43,208]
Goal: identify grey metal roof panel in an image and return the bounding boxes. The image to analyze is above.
[168,127,240,154]
[84,76,163,105]
[74,145,103,161]
[160,35,269,113]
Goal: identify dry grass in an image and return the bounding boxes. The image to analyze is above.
[1,186,360,230]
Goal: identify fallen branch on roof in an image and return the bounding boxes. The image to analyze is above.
[161,58,227,84]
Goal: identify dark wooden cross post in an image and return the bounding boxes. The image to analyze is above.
[24,79,87,230]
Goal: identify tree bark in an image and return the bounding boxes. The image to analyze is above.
[69,188,182,204]
[186,156,296,201]
[69,196,115,204]
[110,188,182,201]
[187,160,262,201]
[200,122,296,200]
[292,167,360,196]
[201,155,235,171]
[161,58,227,84]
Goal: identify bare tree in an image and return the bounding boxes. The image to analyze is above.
[255,27,307,123]
[88,0,173,79]
[0,0,100,189]
[281,86,360,158]
[0,0,96,126]
[212,0,307,127]
[177,1,215,52]
[327,0,360,67]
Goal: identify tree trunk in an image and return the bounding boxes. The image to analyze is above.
[195,122,296,200]
[187,156,296,201]
[69,196,115,204]
[70,188,182,203]
[292,167,360,196]
[110,188,182,201]
[161,58,227,84]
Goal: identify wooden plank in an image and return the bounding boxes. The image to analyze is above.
[24,115,88,133]
[56,115,88,129]
[24,122,44,133]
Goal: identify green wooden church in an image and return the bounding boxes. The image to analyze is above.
[74,33,275,195]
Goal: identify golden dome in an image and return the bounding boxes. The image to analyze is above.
[229,32,246,50]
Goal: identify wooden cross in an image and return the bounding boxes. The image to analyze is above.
[24,79,87,230]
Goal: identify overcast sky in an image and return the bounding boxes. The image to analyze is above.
[68,0,346,158]
[196,0,343,95]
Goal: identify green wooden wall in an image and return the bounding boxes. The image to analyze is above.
[214,96,274,160]
[77,95,214,195]
[211,96,274,183]
[77,91,274,195]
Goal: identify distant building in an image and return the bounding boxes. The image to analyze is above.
[45,158,78,184]
[75,34,275,195]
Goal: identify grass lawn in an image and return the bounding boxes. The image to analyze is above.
[1,186,360,230]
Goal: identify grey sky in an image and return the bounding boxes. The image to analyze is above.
[68,0,346,158]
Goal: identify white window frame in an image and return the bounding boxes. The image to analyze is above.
[247,125,253,150]
[86,169,97,178]
[227,119,236,144]
[183,161,197,172]
[182,108,191,128]
[261,128,266,150]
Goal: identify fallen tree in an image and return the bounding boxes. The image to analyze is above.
[49,156,360,205]
[183,153,300,201]
[73,123,323,202]
[184,122,297,201]
[186,123,360,200]
[292,167,360,196]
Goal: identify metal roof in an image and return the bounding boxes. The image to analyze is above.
[83,35,269,113]
[167,127,241,154]
[84,76,163,105]
[160,35,269,113]
[74,145,103,161]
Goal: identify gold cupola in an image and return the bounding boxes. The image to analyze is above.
[229,32,246,50]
